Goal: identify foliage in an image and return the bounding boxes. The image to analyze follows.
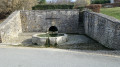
[86,4,102,13]
[47,0,72,5]
[92,0,110,4]
[0,0,37,13]
[76,7,84,11]
[75,0,90,7]
[32,5,74,10]
[40,0,90,7]
[38,0,46,5]
[0,0,37,19]
[101,7,120,20]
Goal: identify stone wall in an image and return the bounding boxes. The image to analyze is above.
[84,11,120,49]
[0,11,22,43]
[20,10,82,34]
[114,0,120,3]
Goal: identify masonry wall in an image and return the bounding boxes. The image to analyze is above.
[20,10,82,34]
[84,11,120,49]
[114,0,120,3]
[0,11,22,43]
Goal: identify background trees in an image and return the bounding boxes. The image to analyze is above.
[0,0,37,13]
[0,0,91,19]
[0,0,37,19]
[38,0,46,5]
[75,0,90,7]
[47,0,90,6]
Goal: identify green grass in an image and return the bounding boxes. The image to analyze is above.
[38,34,64,37]
[101,7,120,20]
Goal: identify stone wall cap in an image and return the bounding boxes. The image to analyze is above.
[20,9,79,12]
[84,11,120,23]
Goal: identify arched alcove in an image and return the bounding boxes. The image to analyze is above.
[49,26,58,32]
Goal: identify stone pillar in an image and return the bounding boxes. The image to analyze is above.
[0,35,1,43]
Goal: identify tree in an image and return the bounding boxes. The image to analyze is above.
[75,0,90,7]
[47,0,72,5]
[0,0,37,19]
[0,0,37,13]
[38,0,46,5]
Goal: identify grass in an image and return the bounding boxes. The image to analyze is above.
[38,34,64,37]
[101,7,120,20]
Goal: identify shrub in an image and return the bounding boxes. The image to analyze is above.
[0,12,10,19]
[75,7,84,11]
[38,0,46,5]
[32,5,74,10]
[86,4,102,13]
[102,3,120,8]
[92,0,110,4]
[75,0,90,7]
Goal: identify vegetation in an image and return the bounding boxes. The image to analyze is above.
[101,7,120,20]
[86,4,102,13]
[38,34,64,37]
[47,0,72,5]
[75,0,90,7]
[0,0,37,13]
[0,0,37,20]
[32,5,74,10]
[92,0,110,4]
[41,0,90,7]
[38,0,46,5]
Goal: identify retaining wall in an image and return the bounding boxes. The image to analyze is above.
[0,11,22,43]
[84,11,120,49]
[20,10,82,34]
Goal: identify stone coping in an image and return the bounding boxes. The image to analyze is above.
[84,11,120,23]
[20,9,79,12]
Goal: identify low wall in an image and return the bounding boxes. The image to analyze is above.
[102,3,120,8]
[0,11,22,43]
[20,10,82,34]
[84,11,120,49]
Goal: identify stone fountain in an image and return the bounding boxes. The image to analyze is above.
[32,14,68,47]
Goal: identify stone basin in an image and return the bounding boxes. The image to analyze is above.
[32,33,68,46]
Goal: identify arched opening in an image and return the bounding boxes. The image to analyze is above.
[48,26,58,35]
[49,26,58,32]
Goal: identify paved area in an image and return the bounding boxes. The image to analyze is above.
[6,33,109,50]
[58,34,108,50]
[0,47,120,67]
[10,33,97,45]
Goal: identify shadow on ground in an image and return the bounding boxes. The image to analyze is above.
[17,34,113,51]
